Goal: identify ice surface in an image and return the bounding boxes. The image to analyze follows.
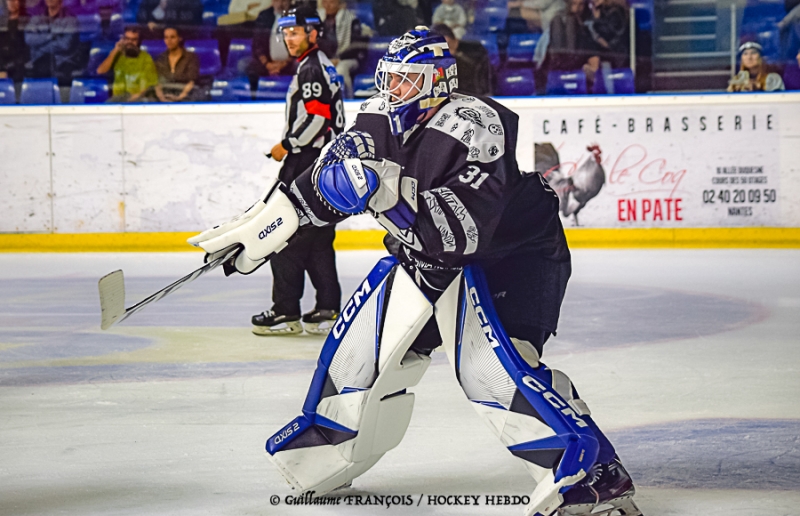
[1,249,798,516]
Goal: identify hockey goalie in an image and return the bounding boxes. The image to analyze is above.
[188,26,642,516]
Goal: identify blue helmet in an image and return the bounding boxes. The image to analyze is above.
[375,27,458,134]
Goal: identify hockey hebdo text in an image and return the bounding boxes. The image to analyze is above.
[269,492,533,508]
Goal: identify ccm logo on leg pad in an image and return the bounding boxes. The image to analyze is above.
[522,375,588,429]
[259,218,284,239]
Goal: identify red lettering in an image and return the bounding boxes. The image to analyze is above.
[618,199,625,221]
[675,198,683,221]
[627,199,636,221]
[665,198,674,220]
[642,199,652,219]
[609,145,646,184]
[653,199,663,221]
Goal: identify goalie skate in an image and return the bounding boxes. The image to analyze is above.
[557,458,642,516]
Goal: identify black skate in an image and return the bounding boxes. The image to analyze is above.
[301,309,339,335]
[557,457,642,516]
[252,310,302,335]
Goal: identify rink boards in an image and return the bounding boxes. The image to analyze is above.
[1,92,799,248]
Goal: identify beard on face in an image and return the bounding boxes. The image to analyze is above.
[124,45,140,57]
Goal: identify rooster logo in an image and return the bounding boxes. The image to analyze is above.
[535,143,606,226]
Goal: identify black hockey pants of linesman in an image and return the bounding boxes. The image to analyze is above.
[271,149,342,316]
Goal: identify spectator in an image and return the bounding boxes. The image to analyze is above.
[784,48,800,89]
[374,0,419,36]
[432,0,467,39]
[778,3,800,61]
[0,0,29,84]
[217,0,270,25]
[507,0,565,33]
[136,0,203,30]
[585,0,628,58]
[317,0,368,98]
[24,0,81,86]
[727,41,785,92]
[546,0,595,71]
[154,26,200,101]
[246,0,293,88]
[96,26,158,102]
[431,23,491,95]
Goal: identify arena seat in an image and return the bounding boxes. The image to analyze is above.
[77,13,102,41]
[256,76,293,100]
[210,77,252,101]
[470,5,508,33]
[593,67,635,94]
[86,41,115,76]
[362,37,394,74]
[546,70,587,95]
[186,40,222,76]
[353,73,377,98]
[496,68,535,96]
[784,64,800,91]
[506,33,541,64]
[225,39,252,77]
[351,2,375,30]
[462,33,500,70]
[141,39,167,58]
[20,78,61,105]
[69,78,110,103]
[0,78,15,104]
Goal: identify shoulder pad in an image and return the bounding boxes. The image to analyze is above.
[357,95,391,116]
[427,94,505,163]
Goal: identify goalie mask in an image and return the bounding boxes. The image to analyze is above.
[375,27,458,135]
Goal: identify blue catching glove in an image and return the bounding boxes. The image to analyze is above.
[317,159,380,215]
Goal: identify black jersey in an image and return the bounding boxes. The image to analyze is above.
[281,46,345,155]
[290,90,571,332]
[292,91,570,267]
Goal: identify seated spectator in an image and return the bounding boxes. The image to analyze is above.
[24,0,81,86]
[96,26,158,102]
[507,0,565,33]
[374,0,419,36]
[0,0,29,84]
[432,0,466,39]
[136,0,203,30]
[318,0,368,98]
[585,0,628,59]
[784,48,800,89]
[154,26,200,101]
[546,0,595,71]
[778,3,800,61]
[728,42,785,92]
[217,0,270,25]
[431,23,491,95]
[246,0,293,88]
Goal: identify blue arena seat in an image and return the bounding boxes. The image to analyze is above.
[546,70,587,95]
[77,13,101,41]
[463,33,500,70]
[256,76,293,100]
[210,77,252,101]
[593,67,635,94]
[363,37,394,74]
[496,68,535,96]
[471,5,508,33]
[353,73,377,98]
[0,78,15,104]
[69,78,110,103]
[20,78,61,104]
[186,39,222,76]
[351,2,375,30]
[630,0,652,31]
[784,64,800,90]
[506,33,541,64]
[86,41,115,76]
[141,39,167,57]
[225,39,252,76]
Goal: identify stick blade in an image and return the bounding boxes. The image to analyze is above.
[99,270,126,330]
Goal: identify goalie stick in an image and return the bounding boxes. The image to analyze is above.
[98,244,242,330]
